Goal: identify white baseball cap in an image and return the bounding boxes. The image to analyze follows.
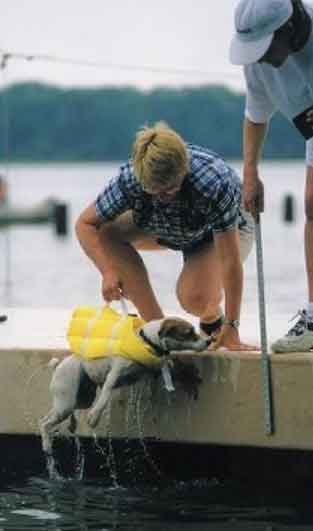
[229,0,293,65]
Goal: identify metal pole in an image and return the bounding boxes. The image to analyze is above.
[255,215,274,435]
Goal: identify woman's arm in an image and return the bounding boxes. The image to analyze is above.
[75,203,123,301]
[76,203,115,275]
[243,118,268,216]
[213,228,258,351]
[214,229,242,322]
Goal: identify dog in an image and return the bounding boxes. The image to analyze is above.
[40,316,208,455]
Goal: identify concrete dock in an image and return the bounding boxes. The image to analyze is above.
[0,307,311,448]
[2,307,313,483]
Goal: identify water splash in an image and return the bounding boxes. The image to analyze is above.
[73,435,85,481]
[45,453,62,481]
[41,412,84,481]
[126,385,137,434]
[24,365,47,431]
[92,396,119,487]
[135,380,162,478]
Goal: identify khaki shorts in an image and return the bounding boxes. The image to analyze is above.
[181,207,255,262]
[238,208,255,262]
[102,208,255,262]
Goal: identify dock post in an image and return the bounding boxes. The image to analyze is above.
[53,202,68,236]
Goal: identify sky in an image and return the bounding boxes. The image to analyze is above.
[0,0,246,92]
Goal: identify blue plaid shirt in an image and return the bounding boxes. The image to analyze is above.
[95,144,244,251]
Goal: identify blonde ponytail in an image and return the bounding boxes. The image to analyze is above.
[132,122,188,190]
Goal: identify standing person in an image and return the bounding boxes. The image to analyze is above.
[0,175,8,205]
[230,0,313,352]
[76,122,256,351]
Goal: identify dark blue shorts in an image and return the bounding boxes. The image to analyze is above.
[157,231,214,261]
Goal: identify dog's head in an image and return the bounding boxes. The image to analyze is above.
[140,317,208,356]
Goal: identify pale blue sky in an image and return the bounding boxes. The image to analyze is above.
[1,0,246,90]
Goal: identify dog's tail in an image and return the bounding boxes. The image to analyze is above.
[47,357,61,370]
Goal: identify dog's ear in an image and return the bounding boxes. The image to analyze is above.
[159,318,196,340]
[158,318,182,338]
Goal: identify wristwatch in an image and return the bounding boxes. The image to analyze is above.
[224,319,240,330]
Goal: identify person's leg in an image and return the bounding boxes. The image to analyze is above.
[305,165,313,304]
[304,141,313,307]
[100,211,166,321]
[176,217,254,329]
[271,157,313,352]
[176,242,223,322]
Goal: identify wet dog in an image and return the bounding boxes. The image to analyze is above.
[40,316,208,455]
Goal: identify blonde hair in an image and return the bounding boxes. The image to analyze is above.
[132,122,189,189]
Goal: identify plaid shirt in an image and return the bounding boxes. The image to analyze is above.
[95,144,245,251]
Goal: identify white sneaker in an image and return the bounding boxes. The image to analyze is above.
[271,310,313,353]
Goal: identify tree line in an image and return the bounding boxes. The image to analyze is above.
[0,82,304,161]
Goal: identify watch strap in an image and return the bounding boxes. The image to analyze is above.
[224,318,240,330]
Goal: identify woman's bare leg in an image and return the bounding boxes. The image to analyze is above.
[100,211,166,321]
[176,243,223,322]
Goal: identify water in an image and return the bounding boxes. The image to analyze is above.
[1,476,313,530]
[0,160,311,529]
[0,160,307,318]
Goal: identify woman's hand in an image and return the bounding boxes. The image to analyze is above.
[208,324,259,352]
[243,175,264,218]
[101,269,125,302]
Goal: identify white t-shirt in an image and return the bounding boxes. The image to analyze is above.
[243,4,313,164]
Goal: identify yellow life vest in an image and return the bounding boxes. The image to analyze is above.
[67,305,161,367]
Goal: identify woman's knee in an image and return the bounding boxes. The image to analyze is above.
[176,283,210,315]
[305,195,313,220]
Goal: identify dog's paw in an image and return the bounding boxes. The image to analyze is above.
[40,433,53,456]
[87,408,101,429]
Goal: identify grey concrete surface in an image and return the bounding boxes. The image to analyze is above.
[0,308,312,450]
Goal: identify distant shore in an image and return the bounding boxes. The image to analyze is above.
[0,82,305,163]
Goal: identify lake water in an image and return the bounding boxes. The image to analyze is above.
[1,475,313,530]
[0,160,307,317]
[0,160,312,530]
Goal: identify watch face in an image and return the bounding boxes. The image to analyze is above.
[224,319,240,329]
[293,105,313,140]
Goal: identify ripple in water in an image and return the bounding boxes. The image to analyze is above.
[0,475,312,530]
